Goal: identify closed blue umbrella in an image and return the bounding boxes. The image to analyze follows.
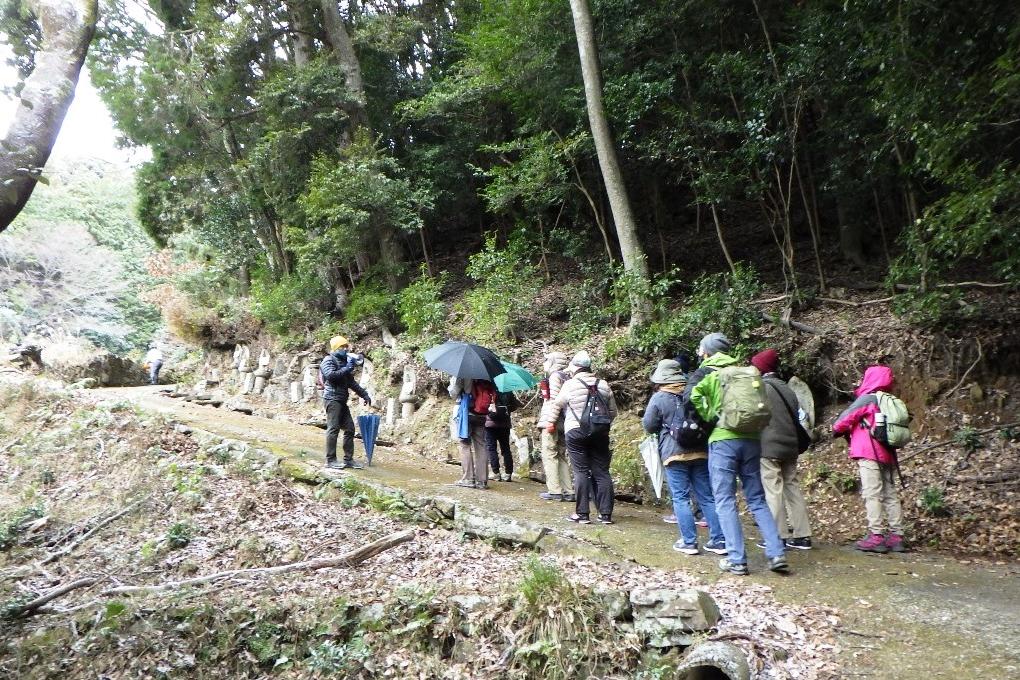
[358,414,381,465]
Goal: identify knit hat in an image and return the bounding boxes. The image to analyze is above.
[750,349,779,375]
[698,332,731,356]
[543,351,569,373]
[570,350,591,369]
[329,336,350,352]
[650,359,686,385]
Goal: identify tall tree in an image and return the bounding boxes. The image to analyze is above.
[567,0,650,324]
[0,0,98,233]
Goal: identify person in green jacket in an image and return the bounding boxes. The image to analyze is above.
[686,332,788,575]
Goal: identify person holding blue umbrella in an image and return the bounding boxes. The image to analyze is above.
[320,336,371,469]
[424,340,508,490]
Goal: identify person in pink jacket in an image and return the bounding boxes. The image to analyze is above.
[832,365,906,553]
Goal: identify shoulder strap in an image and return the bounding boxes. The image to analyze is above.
[768,381,800,423]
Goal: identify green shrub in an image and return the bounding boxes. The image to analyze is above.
[398,265,448,340]
[344,277,396,325]
[563,259,615,342]
[464,233,540,343]
[629,263,763,356]
[250,270,330,336]
[165,521,194,549]
[920,486,950,516]
[953,426,984,452]
[517,557,567,608]
[0,504,45,551]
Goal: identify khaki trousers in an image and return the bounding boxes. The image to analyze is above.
[459,421,489,486]
[759,457,812,539]
[858,459,904,535]
[540,428,572,495]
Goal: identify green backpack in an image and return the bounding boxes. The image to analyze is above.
[872,391,911,448]
[716,366,772,434]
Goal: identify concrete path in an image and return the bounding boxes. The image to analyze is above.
[102,386,1020,679]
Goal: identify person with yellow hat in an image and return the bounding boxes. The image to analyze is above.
[320,335,371,469]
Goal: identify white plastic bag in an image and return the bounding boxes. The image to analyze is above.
[639,435,664,499]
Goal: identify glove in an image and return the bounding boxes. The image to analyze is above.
[348,352,364,366]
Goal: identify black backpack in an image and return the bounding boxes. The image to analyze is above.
[571,377,613,436]
[667,394,712,449]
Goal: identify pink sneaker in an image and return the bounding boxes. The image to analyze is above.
[855,533,889,553]
[885,534,906,552]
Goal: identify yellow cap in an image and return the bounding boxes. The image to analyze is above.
[329,336,350,352]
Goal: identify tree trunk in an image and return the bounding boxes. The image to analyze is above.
[319,0,368,132]
[288,1,317,67]
[567,0,650,325]
[0,0,98,233]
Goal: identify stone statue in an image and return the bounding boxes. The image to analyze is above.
[399,365,418,420]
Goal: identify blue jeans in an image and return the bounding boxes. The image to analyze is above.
[709,439,785,564]
[664,459,725,547]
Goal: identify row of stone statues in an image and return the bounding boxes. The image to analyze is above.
[217,344,421,424]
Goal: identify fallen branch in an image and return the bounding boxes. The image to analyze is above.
[899,421,1020,462]
[816,296,895,307]
[39,495,150,566]
[836,626,884,639]
[751,294,790,305]
[8,578,98,617]
[945,339,982,397]
[760,312,828,335]
[103,528,415,597]
[951,471,1020,485]
[894,281,1013,291]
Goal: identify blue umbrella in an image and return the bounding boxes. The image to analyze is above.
[494,360,538,392]
[358,414,381,465]
[423,341,507,381]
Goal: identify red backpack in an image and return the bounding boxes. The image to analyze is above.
[470,381,496,415]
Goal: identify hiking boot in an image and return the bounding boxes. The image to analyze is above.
[785,537,813,550]
[768,555,790,573]
[475,482,489,490]
[855,533,889,553]
[566,514,591,524]
[597,514,613,525]
[502,473,512,482]
[451,479,475,488]
[672,541,699,555]
[662,514,678,524]
[539,492,563,501]
[561,494,576,502]
[884,534,907,552]
[324,459,343,469]
[703,541,728,555]
[341,461,364,470]
[718,558,749,576]
[695,519,709,528]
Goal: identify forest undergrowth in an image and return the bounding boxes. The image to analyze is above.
[0,382,842,679]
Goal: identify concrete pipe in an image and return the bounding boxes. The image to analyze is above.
[676,641,751,680]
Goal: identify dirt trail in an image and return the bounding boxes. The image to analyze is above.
[103,386,1020,679]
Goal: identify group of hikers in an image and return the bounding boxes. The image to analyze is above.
[319,333,910,576]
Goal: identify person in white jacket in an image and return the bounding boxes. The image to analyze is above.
[144,344,164,385]
[535,351,574,501]
[542,351,618,525]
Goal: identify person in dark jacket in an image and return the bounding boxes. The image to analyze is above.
[642,359,726,556]
[486,391,521,481]
[751,349,813,550]
[320,335,371,469]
